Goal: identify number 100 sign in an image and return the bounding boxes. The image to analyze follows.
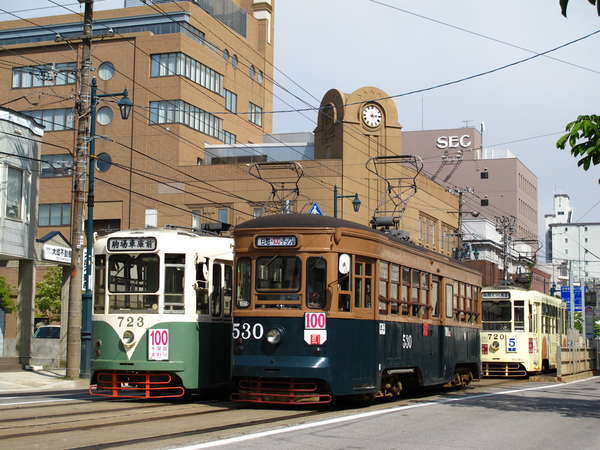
[148,329,169,361]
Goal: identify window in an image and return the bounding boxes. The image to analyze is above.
[585,238,588,243]
[192,209,203,230]
[145,208,158,228]
[150,52,224,96]
[445,284,454,318]
[224,88,237,113]
[223,48,230,62]
[390,264,400,314]
[256,255,300,294]
[353,260,373,309]
[481,199,489,206]
[164,254,185,313]
[431,276,439,317]
[257,70,264,84]
[378,261,388,314]
[12,62,76,88]
[108,253,159,314]
[249,64,256,80]
[514,300,525,331]
[223,130,236,144]
[223,264,232,317]
[39,203,70,226]
[419,213,437,247]
[149,99,225,141]
[97,107,113,125]
[338,254,352,312]
[41,154,73,177]
[195,261,209,314]
[482,300,511,331]
[94,255,106,314]
[98,62,115,81]
[24,108,74,131]
[6,167,23,219]
[565,238,568,243]
[307,257,327,309]
[441,223,456,253]
[235,258,251,308]
[232,54,238,68]
[211,263,222,317]
[253,207,264,218]
[480,170,489,179]
[401,267,410,315]
[249,102,263,126]
[218,207,228,224]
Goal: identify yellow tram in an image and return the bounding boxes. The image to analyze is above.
[481,287,566,377]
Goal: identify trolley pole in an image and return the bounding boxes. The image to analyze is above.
[66,0,94,379]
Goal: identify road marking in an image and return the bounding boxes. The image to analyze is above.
[177,376,597,449]
[1,397,76,406]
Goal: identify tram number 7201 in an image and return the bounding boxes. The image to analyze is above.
[117,316,144,327]
[232,322,264,340]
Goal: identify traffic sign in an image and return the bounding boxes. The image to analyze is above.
[308,202,323,215]
[561,286,583,312]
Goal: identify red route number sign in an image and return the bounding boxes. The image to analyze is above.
[148,329,169,361]
[305,312,326,330]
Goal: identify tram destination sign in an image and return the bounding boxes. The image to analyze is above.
[255,235,297,247]
[108,237,157,252]
[482,292,511,299]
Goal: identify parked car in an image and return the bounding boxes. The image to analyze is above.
[33,325,60,339]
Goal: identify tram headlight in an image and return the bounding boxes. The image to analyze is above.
[266,328,283,345]
[122,330,135,345]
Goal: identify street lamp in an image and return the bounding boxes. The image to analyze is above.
[333,184,361,218]
[81,77,132,378]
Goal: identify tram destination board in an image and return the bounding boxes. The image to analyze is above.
[255,235,297,247]
[108,237,157,252]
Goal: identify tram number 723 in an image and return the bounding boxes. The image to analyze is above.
[117,316,144,327]
[232,322,264,340]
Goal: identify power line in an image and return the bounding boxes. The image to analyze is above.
[368,0,600,77]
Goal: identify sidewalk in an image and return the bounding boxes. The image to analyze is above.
[0,368,89,393]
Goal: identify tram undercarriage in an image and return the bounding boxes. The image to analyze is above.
[89,371,186,398]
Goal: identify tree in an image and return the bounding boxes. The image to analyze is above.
[560,0,600,17]
[0,276,15,313]
[574,312,583,333]
[594,321,600,337]
[35,266,63,321]
[556,115,600,170]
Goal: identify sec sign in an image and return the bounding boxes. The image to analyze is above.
[436,135,472,149]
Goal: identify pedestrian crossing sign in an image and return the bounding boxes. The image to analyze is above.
[308,202,323,215]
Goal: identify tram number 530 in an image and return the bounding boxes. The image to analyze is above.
[233,322,264,340]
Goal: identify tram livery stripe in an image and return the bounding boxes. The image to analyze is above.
[177,377,597,449]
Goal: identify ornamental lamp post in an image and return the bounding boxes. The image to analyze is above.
[333,185,361,218]
[80,77,132,378]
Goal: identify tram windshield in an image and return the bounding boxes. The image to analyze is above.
[482,300,511,331]
[108,253,159,313]
[256,256,300,291]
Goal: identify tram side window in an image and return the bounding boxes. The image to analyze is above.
[419,272,429,318]
[390,264,400,314]
[411,270,420,316]
[514,300,525,331]
[445,283,454,318]
[353,260,373,309]
[453,282,459,320]
[431,276,439,317]
[211,264,222,317]
[378,261,389,314]
[338,254,351,312]
[401,268,410,316]
[236,257,251,308]
[164,254,185,314]
[223,264,232,317]
[94,255,106,314]
[307,257,327,309]
[195,262,209,315]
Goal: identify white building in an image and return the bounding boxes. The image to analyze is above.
[544,194,600,284]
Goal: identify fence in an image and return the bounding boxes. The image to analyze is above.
[556,345,596,378]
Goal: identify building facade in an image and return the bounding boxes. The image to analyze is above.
[0,108,43,362]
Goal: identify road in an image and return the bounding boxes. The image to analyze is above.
[0,377,598,450]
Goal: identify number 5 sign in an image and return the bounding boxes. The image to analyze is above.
[507,337,517,353]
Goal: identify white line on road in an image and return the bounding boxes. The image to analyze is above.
[1,397,77,406]
[176,376,597,449]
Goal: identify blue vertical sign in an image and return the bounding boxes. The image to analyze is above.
[561,286,583,312]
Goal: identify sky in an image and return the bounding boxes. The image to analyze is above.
[4,0,600,250]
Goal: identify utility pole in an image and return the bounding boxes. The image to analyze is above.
[66,0,94,379]
[448,187,474,260]
[495,216,516,284]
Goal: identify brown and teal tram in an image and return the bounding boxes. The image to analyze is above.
[232,214,482,404]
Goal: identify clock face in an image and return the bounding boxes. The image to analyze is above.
[362,104,382,128]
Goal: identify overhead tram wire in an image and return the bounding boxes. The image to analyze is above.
[368,0,600,77]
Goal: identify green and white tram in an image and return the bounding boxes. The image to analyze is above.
[89,228,234,398]
[481,287,566,377]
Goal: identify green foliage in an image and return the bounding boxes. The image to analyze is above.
[0,276,16,313]
[35,266,63,321]
[594,321,600,337]
[556,115,600,170]
[560,0,600,17]
[574,312,583,333]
